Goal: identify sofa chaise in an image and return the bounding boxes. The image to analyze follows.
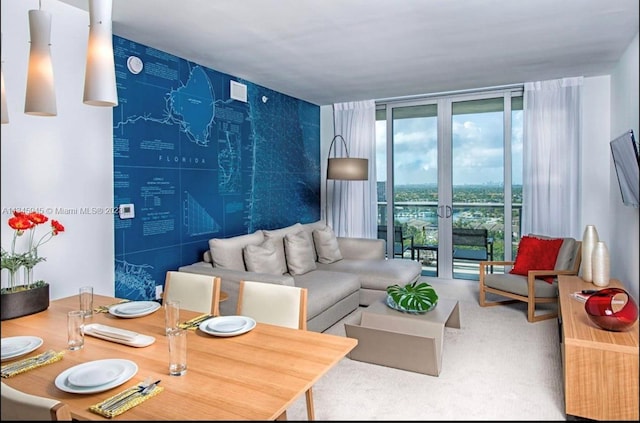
[178,220,422,332]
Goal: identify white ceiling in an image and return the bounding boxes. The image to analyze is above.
[60,0,639,106]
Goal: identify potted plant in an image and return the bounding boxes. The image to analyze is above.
[386,280,438,313]
[1,211,64,320]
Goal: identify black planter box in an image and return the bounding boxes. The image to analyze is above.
[1,284,50,320]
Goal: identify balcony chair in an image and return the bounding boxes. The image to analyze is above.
[1,382,72,420]
[236,280,314,420]
[163,271,221,316]
[479,235,582,323]
[452,228,494,271]
[377,225,414,259]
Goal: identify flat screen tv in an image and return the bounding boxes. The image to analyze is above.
[610,129,639,208]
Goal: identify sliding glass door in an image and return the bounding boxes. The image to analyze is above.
[377,88,523,280]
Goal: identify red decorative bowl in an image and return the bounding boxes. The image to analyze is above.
[584,287,638,332]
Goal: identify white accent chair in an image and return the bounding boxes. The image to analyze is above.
[1,382,72,420]
[236,280,313,420]
[164,271,222,316]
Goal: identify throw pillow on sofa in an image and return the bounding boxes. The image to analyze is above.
[284,230,317,275]
[313,226,343,264]
[243,239,287,275]
[209,230,264,271]
[264,223,303,273]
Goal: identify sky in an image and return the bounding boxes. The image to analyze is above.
[376,110,523,186]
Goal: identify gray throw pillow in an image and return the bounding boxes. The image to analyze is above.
[243,239,285,275]
[263,223,303,272]
[284,230,317,275]
[209,230,264,271]
[313,226,343,264]
[301,220,327,260]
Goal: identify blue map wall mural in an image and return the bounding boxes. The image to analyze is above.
[112,36,320,301]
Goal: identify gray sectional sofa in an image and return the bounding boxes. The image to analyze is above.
[178,220,422,332]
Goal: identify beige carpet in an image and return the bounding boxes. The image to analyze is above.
[286,277,566,420]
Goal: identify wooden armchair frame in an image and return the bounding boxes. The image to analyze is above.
[479,241,582,323]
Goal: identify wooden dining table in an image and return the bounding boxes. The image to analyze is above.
[1,294,357,420]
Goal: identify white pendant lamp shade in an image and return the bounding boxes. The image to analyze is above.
[83,0,118,107]
[24,9,57,116]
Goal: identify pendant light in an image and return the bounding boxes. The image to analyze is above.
[24,2,57,116]
[83,0,118,107]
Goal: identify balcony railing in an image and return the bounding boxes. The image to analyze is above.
[377,201,522,279]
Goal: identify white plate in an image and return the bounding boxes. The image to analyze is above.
[84,324,156,348]
[1,336,44,361]
[55,359,138,394]
[109,301,161,318]
[207,316,249,333]
[199,316,256,337]
[67,361,127,387]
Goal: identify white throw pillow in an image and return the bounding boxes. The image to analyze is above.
[284,230,317,275]
[313,226,343,264]
[243,239,285,275]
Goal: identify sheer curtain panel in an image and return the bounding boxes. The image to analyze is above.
[522,77,582,238]
[330,100,377,238]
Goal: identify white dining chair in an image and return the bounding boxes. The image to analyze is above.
[163,271,222,316]
[236,280,313,420]
[1,382,72,421]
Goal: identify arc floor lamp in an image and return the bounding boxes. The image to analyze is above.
[325,134,368,224]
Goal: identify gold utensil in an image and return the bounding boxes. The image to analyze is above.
[179,314,212,329]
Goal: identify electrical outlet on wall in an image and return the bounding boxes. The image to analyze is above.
[155,285,163,300]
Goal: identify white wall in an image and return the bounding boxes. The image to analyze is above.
[580,76,611,244]
[609,32,639,303]
[1,0,114,300]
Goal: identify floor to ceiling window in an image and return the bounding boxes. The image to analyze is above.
[376,87,523,280]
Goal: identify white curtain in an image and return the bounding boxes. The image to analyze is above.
[329,100,377,238]
[522,77,582,238]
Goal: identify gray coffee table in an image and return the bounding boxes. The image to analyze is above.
[345,297,460,376]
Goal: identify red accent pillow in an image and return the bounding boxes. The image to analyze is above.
[509,235,564,283]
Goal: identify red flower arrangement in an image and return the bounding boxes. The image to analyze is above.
[1,211,65,292]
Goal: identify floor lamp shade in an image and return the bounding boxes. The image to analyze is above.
[24,9,57,116]
[327,157,368,180]
[83,0,118,107]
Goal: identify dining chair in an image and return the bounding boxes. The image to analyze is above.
[1,382,72,420]
[163,271,221,316]
[236,280,313,420]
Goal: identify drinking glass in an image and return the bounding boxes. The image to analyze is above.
[67,310,85,350]
[167,328,187,376]
[164,299,180,335]
[79,286,94,317]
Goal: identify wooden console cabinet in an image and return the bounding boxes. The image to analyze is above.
[558,275,639,420]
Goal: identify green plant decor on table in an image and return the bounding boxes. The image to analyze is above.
[386,281,439,313]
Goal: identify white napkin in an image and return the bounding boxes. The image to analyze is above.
[90,325,139,342]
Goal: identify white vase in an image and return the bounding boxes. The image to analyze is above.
[581,225,599,282]
[591,241,610,287]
